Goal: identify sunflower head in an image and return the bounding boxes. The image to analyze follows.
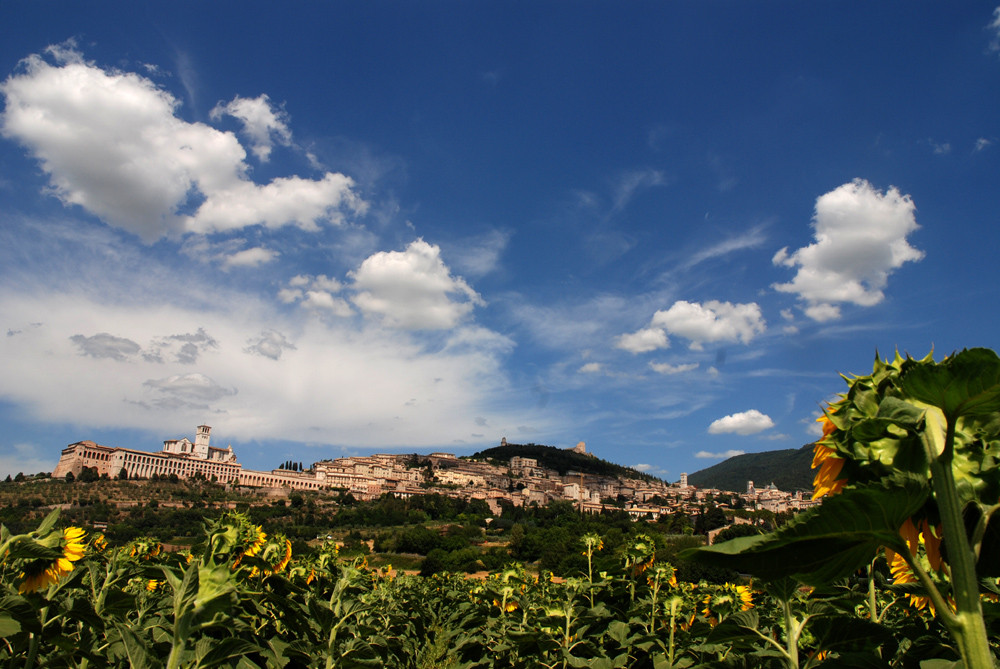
[811,443,847,500]
[492,598,518,613]
[17,526,87,594]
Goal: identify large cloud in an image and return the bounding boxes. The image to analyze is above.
[617,300,765,352]
[0,290,529,448]
[349,239,485,330]
[772,179,923,321]
[0,44,365,242]
[707,409,775,435]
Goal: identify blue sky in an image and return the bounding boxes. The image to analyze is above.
[1,3,999,481]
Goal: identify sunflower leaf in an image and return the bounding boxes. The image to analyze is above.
[680,473,928,586]
[899,348,1000,419]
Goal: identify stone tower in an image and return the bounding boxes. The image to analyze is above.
[194,425,211,459]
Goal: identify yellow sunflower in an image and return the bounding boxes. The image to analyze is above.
[885,518,946,615]
[246,525,267,557]
[18,526,87,594]
[232,525,268,569]
[735,584,753,610]
[811,415,847,500]
[492,598,518,613]
[270,539,292,574]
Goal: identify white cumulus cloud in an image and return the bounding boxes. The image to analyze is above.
[210,94,291,162]
[349,239,484,330]
[615,327,670,353]
[707,409,775,435]
[654,300,765,348]
[653,300,765,350]
[617,300,765,354]
[0,44,365,242]
[772,179,923,321]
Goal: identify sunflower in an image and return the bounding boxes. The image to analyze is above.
[735,584,753,610]
[811,415,848,500]
[245,525,267,558]
[232,525,267,569]
[492,598,518,613]
[885,518,945,615]
[18,526,87,594]
[270,539,292,574]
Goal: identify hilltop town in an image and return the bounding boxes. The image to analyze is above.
[51,425,821,519]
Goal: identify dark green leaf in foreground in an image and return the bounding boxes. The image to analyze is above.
[680,473,928,586]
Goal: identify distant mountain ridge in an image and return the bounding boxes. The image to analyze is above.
[687,445,816,493]
[469,443,661,482]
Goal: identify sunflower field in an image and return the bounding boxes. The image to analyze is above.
[1,349,999,668]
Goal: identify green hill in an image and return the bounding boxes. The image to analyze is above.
[469,443,661,482]
[686,445,816,493]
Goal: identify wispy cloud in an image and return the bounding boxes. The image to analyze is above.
[695,449,745,459]
[681,224,768,270]
[611,169,668,214]
[0,443,57,478]
[989,6,1000,53]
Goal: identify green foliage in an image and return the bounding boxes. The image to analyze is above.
[685,349,1000,669]
[0,506,995,668]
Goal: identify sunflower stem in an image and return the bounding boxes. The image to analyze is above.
[22,605,47,669]
[866,558,879,622]
[780,596,800,669]
[922,410,995,669]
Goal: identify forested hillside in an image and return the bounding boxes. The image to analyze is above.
[469,442,660,481]
[687,444,815,492]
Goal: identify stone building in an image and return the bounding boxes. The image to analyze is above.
[52,425,325,491]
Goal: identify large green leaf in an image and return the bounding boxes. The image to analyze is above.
[197,637,263,668]
[113,622,154,669]
[680,474,928,586]
[900,348,1000,419]
[705,610,761,645]
[0,615,20,638]
[809,616,894,653]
